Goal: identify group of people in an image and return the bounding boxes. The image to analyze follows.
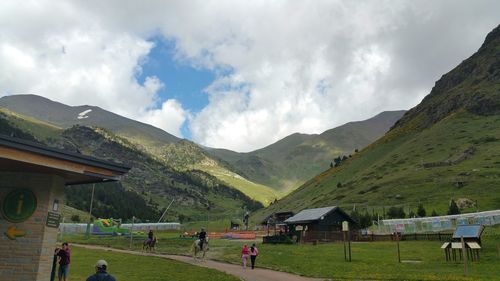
[196,227,260,270]
[53,228,261,281]
[54,242,117,281]
[241,243,259,269]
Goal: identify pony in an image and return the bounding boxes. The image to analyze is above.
[143,236,158,252]
[191,238,209,259]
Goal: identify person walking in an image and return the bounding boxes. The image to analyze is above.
[250,243,259,269]
[86,260,116,281]
[241,244,250,269]
[55,242,71,281]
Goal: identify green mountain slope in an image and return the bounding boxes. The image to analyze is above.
[208,111,405,191]
[0,95,280,205]
[0,110,262,222]
[255,24,500,221]
[0,94,180,145]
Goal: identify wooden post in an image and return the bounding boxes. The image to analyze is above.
[129,216,135,249]
[343,231,347,261]
[396,232,401,263]
[348,229,352,262]
[461,236,467,276]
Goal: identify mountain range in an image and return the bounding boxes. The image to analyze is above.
[0,93,400,197]
[255,24,500,222]
[0,95,400,221]
[208,110,405,190]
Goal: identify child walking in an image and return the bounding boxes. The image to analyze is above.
[241,244,250,269]
[250,243,259,269]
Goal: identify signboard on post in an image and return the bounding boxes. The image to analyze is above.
[342,221,349,232]
[46,212,61,228]
[342,221,351,262]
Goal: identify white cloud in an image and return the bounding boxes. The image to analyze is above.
[0,0,187,137]
[139,99,189,137]
[0,0,498,151]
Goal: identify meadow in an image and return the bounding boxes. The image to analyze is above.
[67,246,239,281]
[64,225,500,280]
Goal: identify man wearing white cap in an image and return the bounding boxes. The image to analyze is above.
[86,260,117,281]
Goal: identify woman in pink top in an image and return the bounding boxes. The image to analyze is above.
[241,244,250,268]
[250,243,259,269]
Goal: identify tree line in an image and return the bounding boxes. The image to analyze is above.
[350,200,462,229]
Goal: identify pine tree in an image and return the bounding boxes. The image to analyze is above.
[409,210,416,218]
[447,199,460,215]
[417,204,426,217]
[386,206,406,219]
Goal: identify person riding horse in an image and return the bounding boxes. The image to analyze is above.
[143,230,157,251]
[147,230,154,244]
[198,228,207,249]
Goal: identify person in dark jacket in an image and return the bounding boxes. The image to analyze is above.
[146,229,154,245]
[250,243,259,269]
[55,242,71,281]
[86,260,116,281]
[198,227,207,248]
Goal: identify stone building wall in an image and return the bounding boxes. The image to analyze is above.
[0,172,64,281]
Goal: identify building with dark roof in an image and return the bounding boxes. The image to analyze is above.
[261,211,295,226]
[285,206,356,232]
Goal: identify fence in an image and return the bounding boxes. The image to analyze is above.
[379,209,500,234]
[299,231,452,243]
[59,222,180,234]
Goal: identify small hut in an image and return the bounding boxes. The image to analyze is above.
[261,211,295,227]
[285,206,356,232]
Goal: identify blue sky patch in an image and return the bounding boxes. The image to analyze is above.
[136,37,216,138]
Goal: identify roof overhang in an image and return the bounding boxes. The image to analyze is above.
[0,134,130,185]
[285,220,315,225]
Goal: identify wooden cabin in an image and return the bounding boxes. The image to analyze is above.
[285,206,356,232]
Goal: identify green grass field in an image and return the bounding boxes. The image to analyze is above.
[63,226,500,280]
[67,246,239,281]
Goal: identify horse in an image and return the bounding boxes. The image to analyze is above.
[143,236,158,252]
[191,238,209,260]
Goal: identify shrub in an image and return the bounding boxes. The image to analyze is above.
[447,199,460,215]
[417,204,426,217]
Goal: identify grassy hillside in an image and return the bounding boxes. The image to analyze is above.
[254,24,500,222]
[0,111,262,222]
[194,163,283,205]
[143,139,281,205]
[0,94,180,144]
[0,95,279,205]
[61,205,92,223]
[208,111,405,191]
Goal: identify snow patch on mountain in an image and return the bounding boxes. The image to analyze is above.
[77,109,92,119]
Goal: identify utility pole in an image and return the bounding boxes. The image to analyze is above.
[86,184,95,238]
[129,216,135,249]
[89,184,95,217]
[158,199,175,223]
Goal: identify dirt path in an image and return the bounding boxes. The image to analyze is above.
[74,244,323,281]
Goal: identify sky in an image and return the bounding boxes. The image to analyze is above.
[0,1,498,152]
